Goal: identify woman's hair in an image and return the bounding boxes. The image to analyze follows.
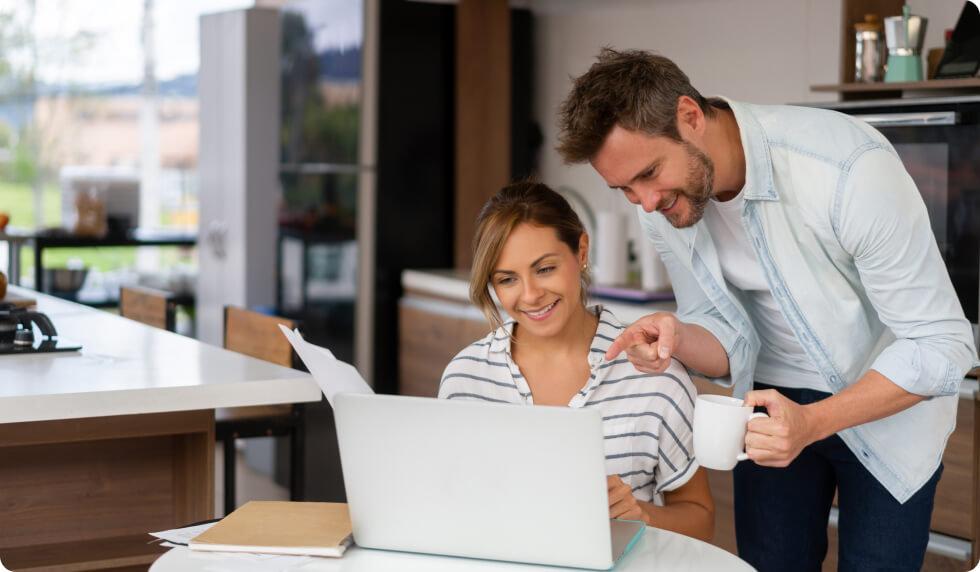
[470,180,590,330]
[556,47,726,164]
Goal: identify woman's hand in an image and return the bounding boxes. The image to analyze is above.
[607,470,715,542]
[607,475,645,522]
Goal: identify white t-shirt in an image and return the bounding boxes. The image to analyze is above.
[703,193,829,392]
[438,306,699,502]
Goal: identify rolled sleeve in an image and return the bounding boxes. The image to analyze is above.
[871,339,974,396]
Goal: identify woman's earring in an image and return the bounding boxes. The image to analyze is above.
[582,263,589,271]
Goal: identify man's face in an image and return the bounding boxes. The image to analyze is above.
[590,125,714,228]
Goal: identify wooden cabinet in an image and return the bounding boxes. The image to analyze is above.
[398,296,490,398]
[0,411,213,571]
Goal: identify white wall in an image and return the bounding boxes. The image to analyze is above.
[529,0,963,251]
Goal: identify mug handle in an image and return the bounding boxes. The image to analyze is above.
[735,412,769,462]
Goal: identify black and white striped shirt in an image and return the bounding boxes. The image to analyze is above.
[438,306,699,502]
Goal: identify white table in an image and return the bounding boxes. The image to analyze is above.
[151,527,754,571]
[0,286,321,571]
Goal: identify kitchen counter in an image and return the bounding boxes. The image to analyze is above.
[401,268,677,325]
[1,286,319,424]
[0,286,321,571]
[402,269,978,398]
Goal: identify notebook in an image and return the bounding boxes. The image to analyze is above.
[333,393,646,570]
[189,501,352,557]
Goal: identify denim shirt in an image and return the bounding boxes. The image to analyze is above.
[638,98,978,503]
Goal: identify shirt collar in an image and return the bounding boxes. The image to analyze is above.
[717,97,778,202]
[487,305,619,365]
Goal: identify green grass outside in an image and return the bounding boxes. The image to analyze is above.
[0,178,61,228]
[0,179,192,283]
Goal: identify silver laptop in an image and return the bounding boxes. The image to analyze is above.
[333,393,645,569]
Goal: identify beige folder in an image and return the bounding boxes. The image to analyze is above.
[190,501,353,557]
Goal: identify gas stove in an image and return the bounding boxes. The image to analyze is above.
[0,302,82,355]
[0,337,81,355]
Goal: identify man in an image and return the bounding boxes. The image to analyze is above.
[556,48,977,571]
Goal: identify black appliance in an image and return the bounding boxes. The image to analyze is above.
[0,302,81,354]
[935,1,980,79]
[809,96,980,327]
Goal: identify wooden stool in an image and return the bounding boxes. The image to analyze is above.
[218,306,306,515]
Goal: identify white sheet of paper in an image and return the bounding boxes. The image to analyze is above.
[278,325,374,406]
[150,521,219,545]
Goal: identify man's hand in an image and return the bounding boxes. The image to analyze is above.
[607,475,645,522]
[741,389,817,467]
[604,312,679,374]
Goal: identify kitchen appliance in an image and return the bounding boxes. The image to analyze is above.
[59,166,140,237]
[855,14,885,82]
[884,5,927,82]
[806,96,980,337]
[42,266,88,295]
[0,302,81,355]
[934,0,980,79]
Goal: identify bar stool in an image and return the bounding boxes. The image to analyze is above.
[217,306,306,515]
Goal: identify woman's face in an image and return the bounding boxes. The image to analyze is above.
[490,222,588,340]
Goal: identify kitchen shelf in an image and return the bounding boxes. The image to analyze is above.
[811,78,980,101]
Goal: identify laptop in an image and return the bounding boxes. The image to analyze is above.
[332,393,646,569]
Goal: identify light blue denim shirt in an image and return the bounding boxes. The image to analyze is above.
[638,98,979,503]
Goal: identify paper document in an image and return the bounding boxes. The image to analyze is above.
[278,325,373,406]
[150,521,219,546]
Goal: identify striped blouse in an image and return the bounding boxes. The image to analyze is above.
[438,306,699,502]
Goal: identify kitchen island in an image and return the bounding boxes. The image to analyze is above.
[0,286,321,571]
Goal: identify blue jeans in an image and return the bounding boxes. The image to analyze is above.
[733,383,942,572]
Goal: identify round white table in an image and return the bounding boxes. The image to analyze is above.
[150,527,754,571]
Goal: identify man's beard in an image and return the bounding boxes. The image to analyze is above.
[662,141,714,229]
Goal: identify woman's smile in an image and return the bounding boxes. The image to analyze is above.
[524,299,559,320]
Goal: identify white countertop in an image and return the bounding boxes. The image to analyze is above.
[151,525,753,571]
[401,269,675,325]
[0,286,322,424]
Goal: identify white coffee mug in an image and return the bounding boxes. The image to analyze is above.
[693,394,769,471]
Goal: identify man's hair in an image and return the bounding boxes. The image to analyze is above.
[556,47,722,164]
[470,180,590,331]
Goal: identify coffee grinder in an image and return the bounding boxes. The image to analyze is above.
[884,4,928,82]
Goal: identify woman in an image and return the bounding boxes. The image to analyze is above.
[438,181,714,541]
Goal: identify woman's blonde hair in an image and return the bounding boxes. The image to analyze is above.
[470,180,591,330]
